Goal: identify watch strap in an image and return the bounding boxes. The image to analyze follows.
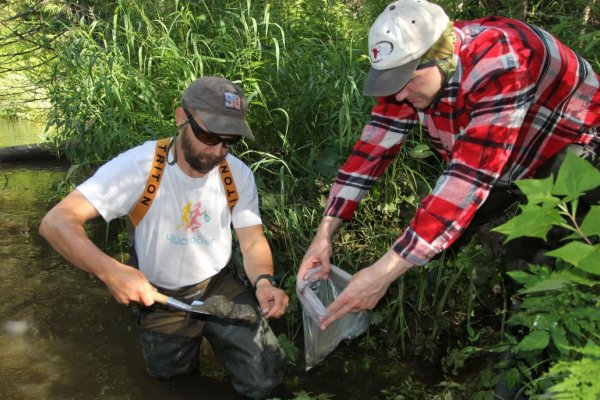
[253,274,275,288]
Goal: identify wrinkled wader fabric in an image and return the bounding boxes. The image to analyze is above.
[130,264,287,400]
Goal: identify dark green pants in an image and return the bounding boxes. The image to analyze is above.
[131,266,287,400]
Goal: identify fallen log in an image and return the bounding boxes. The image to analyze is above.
[0,142,62,162]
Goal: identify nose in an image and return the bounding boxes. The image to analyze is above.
[394,85,410,102]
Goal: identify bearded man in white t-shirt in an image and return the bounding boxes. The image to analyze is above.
[39,76,289,399]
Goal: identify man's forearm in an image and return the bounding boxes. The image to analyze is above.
[38,190,118,283]
[40,212,115,282]
[315,216,344,239]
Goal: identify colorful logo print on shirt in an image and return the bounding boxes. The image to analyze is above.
[178,201,210,233]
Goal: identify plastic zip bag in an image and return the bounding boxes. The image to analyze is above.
[296,265,371,371]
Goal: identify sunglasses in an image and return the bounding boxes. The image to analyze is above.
[183,108,242,148]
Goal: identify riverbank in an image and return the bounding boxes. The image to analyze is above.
[0,142,61,162]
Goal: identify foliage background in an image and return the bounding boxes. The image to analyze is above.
[1,0,599,398]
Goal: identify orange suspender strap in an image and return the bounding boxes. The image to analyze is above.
[128,138,239,227]
[129,138,171,227]
[219,158,239,212]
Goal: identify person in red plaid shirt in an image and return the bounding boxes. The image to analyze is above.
[298,0,600,331]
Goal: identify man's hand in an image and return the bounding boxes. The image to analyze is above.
[297,216,344,286]
[236,224,289,319]
[255,283,289,319]
[319,249,414,330]
[100,262,156,306]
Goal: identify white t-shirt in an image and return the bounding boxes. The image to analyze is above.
[77,139,262,289]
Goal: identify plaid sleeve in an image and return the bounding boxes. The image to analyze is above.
[324,99,418,220]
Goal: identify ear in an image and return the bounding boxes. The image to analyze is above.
[175,107,186,125]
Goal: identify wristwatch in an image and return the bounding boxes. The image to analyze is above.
[253,274,276,289]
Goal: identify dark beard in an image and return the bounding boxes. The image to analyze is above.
[181,131,226,174]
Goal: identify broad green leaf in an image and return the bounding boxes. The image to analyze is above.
[515,176,555,204]
[579,320,595,336]
[552,150,600,201]
[553,270,598,287]
[409,143,434,159]
[506,270,535,286]
[545,242,599,273]
[576,249,600,275]
[532,314,555,330]
[570,307,600,321]
[580,206,600,238]
[517,276,568,294]
[515,330,550,352]
[547,357,600,399]
[492,206,562,242]
[551,327,569,355]
[564,319,583,338]
[506,367,521,390]
[479,368,494,386]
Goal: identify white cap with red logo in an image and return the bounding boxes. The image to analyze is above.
[363,0,449,97]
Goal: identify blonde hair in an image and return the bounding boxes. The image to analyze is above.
[420,21,456,81]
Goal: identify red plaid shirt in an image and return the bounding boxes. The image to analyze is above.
[325,17,600,266]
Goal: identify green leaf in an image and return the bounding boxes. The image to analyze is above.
[515,175,555,204]
[545,352,600,399]
[506,367,521,390]
[553,270,598,287]
[552,150,600,201]
[479,368,494,386]
[492,205,562,242]
[545,241,593,265]
[506,270,535,285]
[531,314,555,330]
[570,307,600,322]
[551,327,569,355]
[546,242,600,274]
[564,319,583,338]
[408,143,434,159]
[515,330,550,352]
[517,275,568,294]
[575,249,600,275]
[580,206,600,238]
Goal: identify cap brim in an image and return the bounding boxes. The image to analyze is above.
[363,58,421,97]
[198,111,255,140]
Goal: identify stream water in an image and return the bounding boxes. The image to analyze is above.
[0,117,49,147]
[0,119,439,399]
[0,119,255,399]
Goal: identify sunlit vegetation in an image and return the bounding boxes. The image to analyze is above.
[2,0,599,398]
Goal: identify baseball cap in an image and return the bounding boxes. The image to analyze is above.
[182,76,254,140]
[363,0,449,97]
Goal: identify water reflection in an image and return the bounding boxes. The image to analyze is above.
[0,117,49,147]
[0,162,244,400]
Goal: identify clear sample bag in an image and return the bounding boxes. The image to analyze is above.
[296,265,371,370]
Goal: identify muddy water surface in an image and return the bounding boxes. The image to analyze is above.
[0,160,248,400]
[0,117,48,146]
